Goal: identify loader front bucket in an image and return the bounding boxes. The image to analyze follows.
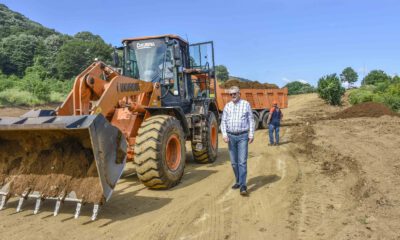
[0,113,126,219]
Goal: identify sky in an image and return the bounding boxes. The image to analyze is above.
[1,0,400,87]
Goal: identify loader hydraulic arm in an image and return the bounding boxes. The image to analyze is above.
[57,61,163,161]
[57,61,161,118]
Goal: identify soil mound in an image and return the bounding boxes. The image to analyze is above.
[0,131,104,204]
[220,79,279,89]
[333,102,399,119]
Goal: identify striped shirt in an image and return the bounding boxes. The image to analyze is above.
[221,99,255,139]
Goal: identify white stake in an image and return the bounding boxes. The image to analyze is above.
[74,202,82,219]
[53,200,61,216]
[91,204,99,221]
[34,198,41,214]
[16,197,24,212]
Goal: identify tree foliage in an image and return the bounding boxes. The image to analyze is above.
[361,70,391,86]
[317,74,345,105]
[215,65,229,82]
[284,81,315,95]
[0,34,41,76]
[0,5,112,80]
[0,4,57,39]
[56,37,112,79]
[340,67,358,87]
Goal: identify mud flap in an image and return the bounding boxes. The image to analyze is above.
[0,114,126,208]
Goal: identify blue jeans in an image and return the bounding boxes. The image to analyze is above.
[228,133,249,187]
[269,124,280,144]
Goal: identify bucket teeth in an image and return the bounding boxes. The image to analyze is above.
[0,195,7,210]
[91,204,100,221]
[34,198,42,214]
[53,200,61,216]
[0,182,11,210]
[29,191,42,214]
[74,202,82,219]
[0,187,100,220]
[16,197,24,213]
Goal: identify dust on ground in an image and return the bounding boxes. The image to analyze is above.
[0,94,399,240]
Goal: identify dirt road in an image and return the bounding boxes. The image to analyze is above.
[1,94,399,240]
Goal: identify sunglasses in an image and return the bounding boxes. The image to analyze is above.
[229,92,239,96]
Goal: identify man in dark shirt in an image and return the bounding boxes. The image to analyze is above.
[267,101,283,146]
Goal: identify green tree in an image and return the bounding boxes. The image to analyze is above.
[361,70,391,86]
[0,34,40,76]
[56,36,112,79]
[74,31,103,42]
[317,74,345,105]
[215,65,229,82]
[340,67,358,88]
[284,81,315,95]
[392,75,400,84]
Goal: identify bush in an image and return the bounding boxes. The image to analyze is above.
[44,79,74,95]
[348,83,400,112]
[0,88,43,106]
[348,89,375,105]
[19,70,51,101]
[0,77,16,91]
[317,74,345,105]
[284,81,315,95]
[49,91,67,103]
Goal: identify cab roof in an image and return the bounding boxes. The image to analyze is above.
[122,34,188,44]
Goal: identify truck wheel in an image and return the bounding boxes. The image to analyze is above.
[261,112,269,129]
[253,113,260,131]
[134,115,186,189]
[192,112,218,163]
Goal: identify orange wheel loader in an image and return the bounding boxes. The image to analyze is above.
[0,35,219,220]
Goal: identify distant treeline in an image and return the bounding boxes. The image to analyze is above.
[316,67,400,112]
[0,4,113,106]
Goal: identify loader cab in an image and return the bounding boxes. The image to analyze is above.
[121,35,216,113]
[122,35,189,112]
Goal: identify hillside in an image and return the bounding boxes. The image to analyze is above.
[0,4,58,39]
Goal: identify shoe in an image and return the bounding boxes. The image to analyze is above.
[240,186,248,196]
[275,143,279,146]
[231,183,240,189]
[268,143,274,146]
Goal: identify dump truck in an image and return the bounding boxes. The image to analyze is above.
[214,81,288,130]
[0,35,220,220]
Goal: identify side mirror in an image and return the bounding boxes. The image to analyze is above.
[112,48,120,67]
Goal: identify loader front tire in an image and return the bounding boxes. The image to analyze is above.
[134,115,186,189]
[191,112,218,164]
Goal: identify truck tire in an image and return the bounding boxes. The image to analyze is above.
[261,112,269,129]
[134,115,186,189]
[192,112,218,163]
[253,113,260,131]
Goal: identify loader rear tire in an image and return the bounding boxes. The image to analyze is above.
[134,115,186,189]
[191,112,218,164]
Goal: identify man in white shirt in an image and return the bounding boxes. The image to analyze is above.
[220,86,255,195]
